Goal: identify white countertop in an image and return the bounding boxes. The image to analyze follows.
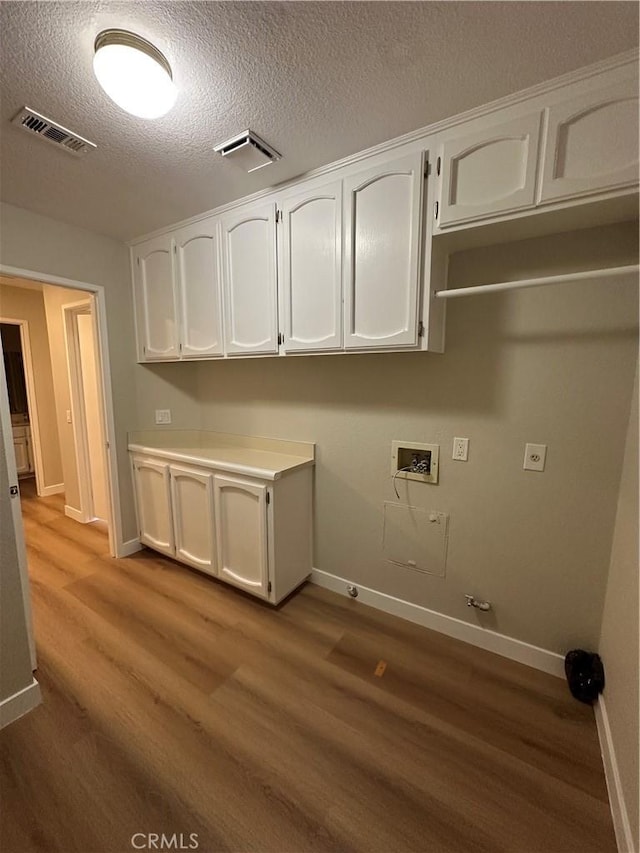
[128,430,315,481]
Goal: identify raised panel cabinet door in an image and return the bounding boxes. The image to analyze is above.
[343,151,424,349]
[133,236,180,361]
[281,181,342,352]
[221,202,278,355]
[438,112,542,227]
[213,475,269,599]
[13,436,30,475]
[539,78,639,204]
[170,465,216,574]
[132,458,175,556]
[175,220,224,358]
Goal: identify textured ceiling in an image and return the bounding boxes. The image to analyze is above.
[0,1,638,242]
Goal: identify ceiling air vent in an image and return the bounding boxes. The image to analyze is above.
[213,130,281,173]
[11,107,97,157]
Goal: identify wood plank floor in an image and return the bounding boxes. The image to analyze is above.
[1,481,615,853]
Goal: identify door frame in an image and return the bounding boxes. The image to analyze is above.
[0,263,122,558]
[0,337,36,668]
[62,298,107,523]
[0,317,48,497]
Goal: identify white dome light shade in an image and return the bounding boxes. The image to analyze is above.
[93,30,177,119]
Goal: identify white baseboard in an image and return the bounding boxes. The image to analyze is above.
[310,569,565,678]
[0,678,42,730]
[595,694,636,853]
[117,537,142,558]
[39,482,64,497]
[64,504,90,523]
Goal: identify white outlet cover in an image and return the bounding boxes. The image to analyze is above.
[452,437,469,461]
[155,409,172,425]
[523,443,547,472]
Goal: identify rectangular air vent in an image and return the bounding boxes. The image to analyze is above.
[11,107,96,157]
[213,130,281,172]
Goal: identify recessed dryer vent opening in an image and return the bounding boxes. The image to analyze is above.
[213,130,281,172]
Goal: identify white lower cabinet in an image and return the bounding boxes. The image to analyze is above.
[130,451,313,604]
[170,465,216,575]
[213,475,269,599]
[131,458,175,556]
[13,425,33,476]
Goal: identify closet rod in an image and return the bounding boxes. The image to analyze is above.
[434,264,639,299]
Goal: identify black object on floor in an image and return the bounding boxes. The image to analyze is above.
[564,649,605,704]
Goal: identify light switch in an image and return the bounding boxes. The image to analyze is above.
[66,409,72,424]
[155,409,172,425]
[523,443,547,472]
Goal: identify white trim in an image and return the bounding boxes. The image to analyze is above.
[61,298,96,522]
[64,504,89,523]
[0,264,124,560]
[39,482,64,497]
[595,694,636,853]
[128,49,638,246]
[118,537,142,557]
[0,678,41,730]
[311,568,565,678]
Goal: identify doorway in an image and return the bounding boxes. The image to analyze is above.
[63,299,110,523]
[0,319,47,496]
[0,282,113,531]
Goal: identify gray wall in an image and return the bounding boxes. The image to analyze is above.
[599,363,639,846]
[2,200,636,659]
[0,202,139,542]
[135,222,638,654]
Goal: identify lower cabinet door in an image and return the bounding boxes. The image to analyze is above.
[13,436,30,475]
[213,474,269,599]
[132,458,175,556]
[170,465,216,575]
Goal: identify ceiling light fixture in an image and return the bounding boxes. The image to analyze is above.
[93,29,177,119]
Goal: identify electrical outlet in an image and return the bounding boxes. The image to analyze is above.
[452,437,469,461]
[523,443,547,472]
[155,409,172,425]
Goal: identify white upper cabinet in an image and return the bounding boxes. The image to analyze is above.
[438,112,542,228]
[280,181,343,352]
[343,151,424,349]
[130,56,638,361]
[221,201,279,355]
[133,235,179,360]
[174,220,224,358]
[213,474,269,599]
[539,77,639,205]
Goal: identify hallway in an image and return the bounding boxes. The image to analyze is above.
[0,484,616,853]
